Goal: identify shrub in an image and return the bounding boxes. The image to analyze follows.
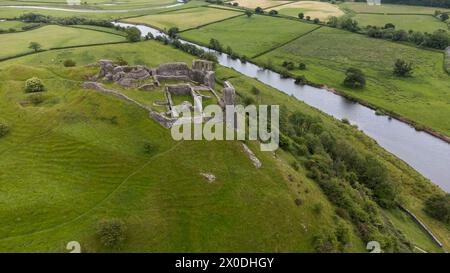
[313,231,338,253]
[96,218,127,248]
[269,10,278,15]
[114,57,128,66]
[343,68,365,89]
[393,59,413,77]
[143,142,155,154]
[312,202,323,214]
[63,59,76,67]
[298,63,306,70]
[294,75,307,85]
[168,27,179,38]
[0,123,9,138]
[24,77,45,93]
[245,10,253,17]
[298,13,304,19]
[255,7,264,14]
[313,18,320,24]
[424,194,450,224]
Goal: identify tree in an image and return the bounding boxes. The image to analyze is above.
[313,18,320,24]
[425,194,450,224]
[269,10,278,15]
[125,26,141,42]
[167,27,179,38]
[28,41,41,52]
[298,63,306,70]
[298,13,304,19]
[343,68,365,89]
[25,77,45,93]
[96,219,127,248]
[393,59,413,77]
[245,10,253,17]
[255,7,264,14]
[441,13,449,21]
[384,23,395,29]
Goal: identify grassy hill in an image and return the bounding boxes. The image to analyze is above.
[0,40,448,252]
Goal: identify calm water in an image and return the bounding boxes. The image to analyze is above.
[115,22,450,192]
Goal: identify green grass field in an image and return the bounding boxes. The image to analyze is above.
[340,2,450,15]
[0,40,448,252]
[353,14,448,32]
[181,14,320,57]
[255,26,450,137]
[123,7,243,31]
[0,41,369,252]
[0,25,125,59]
[0,20,31,31]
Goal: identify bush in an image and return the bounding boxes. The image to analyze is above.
[96,219,127,248]
[298,63,306,70]
[143,142,155,154]
[63,59,76,67]
[251,86,260,95]
[298,13,304,19]
[424,194,450,224]
[343,68,366,89]
[255,7,264,14]
[294,75,307,85]
[0,123,9,138]
[269,10,278,15]
[312,202,323,214]
[393,59,413,77]
[114,57,128,66]
[24,77,45,93]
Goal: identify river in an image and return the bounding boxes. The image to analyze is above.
[114,22,450,192]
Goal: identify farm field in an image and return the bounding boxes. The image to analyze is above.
[275,1,344,20]
[230,0,292,9]
[0,20,31,31]
[340,2,450,14]
[0,0,205,20]
[0,25,125,59]
[255,26,450,137]
[353,14,449,32]
[123,7,243,31]
[181,14,320,57]
[0,41,371,252]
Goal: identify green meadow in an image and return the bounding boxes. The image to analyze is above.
[0,25,125,59]
[0,40,448,252]
[181,15,320,57]
[340,2,450,14]
[353,14,448,32]
[0,41,366,252]
[254,27,450,137]
[0,20,31,31]
[123,7,243,31]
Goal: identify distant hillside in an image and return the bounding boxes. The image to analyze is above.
[355,0,450,9]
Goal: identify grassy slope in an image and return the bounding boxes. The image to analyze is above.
[123,7,243,31]
[353,14,448,33]
[0,25,125,59]
[255,27,450,137]
[0,41,366,252]
[181,14,319,57]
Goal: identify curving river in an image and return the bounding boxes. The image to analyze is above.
[113,22,450,192]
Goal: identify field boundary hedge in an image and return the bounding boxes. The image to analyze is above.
[66,25,127,37]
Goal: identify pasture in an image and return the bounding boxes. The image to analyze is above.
[255,26,450,137]
[275,1,344,20]
[230,0,292,9]
[0,40,369,252]
[340,2,450,14]
[353,14,448,32]
[0,25,125,60]
[181,14,320,57]
[123,7,243,31]
[0,20,30,31]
